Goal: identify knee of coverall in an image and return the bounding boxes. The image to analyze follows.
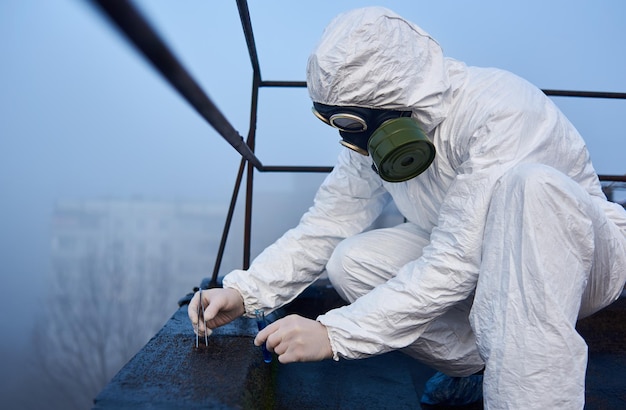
[494,164,594,262]
[478,164,626,318]
[472,163,595,406]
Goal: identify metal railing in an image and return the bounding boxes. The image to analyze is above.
[89,0,626,288]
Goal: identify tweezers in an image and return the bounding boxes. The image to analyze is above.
[196,289,209,347]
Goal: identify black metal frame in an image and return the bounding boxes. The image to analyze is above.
[89,0,626,287]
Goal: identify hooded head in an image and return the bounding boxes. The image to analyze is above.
[306,7,451,133]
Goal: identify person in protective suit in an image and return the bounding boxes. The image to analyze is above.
[189,7,626,409]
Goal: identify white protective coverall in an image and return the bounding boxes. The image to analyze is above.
[222,7,626,409]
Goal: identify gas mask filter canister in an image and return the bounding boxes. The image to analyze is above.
[312,103,436,182]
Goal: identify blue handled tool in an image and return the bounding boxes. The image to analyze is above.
[254,310,272,363]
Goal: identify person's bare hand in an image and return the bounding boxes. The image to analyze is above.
[254,314,333,363]
[188,288,245,336]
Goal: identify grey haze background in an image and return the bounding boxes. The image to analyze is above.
[0,0,625,407]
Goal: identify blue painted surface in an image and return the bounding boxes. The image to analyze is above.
[94,287,626,409]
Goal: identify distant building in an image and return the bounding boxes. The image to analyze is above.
[50,198,230,299]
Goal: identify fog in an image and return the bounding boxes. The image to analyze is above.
[1,0,625,408]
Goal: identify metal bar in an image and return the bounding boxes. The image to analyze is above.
[209,156,247,287]
[244,160,254,270]
[253,170,624,179]
[261,81,307,88]
[254,169,622,178]
[257,81,626,100]
[259,165,333,173]
[236,0,261,82]
[235,0,262,270]
[243,73,261,270]
[599,175,626,182]
[543,90,626,99]
[89,0,262,169]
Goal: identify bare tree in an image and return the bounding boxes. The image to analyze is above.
[16,244,176,409]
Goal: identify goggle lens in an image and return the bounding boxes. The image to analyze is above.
[312,103,415,160]
[330,114,367,132]
[312,107,368,133]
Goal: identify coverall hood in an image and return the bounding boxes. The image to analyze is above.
[306,7,451,133]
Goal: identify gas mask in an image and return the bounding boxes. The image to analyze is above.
[312,102,436,182]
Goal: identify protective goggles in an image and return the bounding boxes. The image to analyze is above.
[312,102,412,155]
[312,102,435,182]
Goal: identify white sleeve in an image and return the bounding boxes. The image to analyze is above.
[223,149,390,317]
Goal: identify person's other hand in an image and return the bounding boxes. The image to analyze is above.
[255,314,333,363]
[188,288,245,336]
